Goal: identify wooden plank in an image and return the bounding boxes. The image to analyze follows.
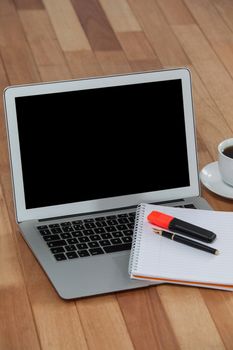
[71,0,121,51]
[76,294,134,350]
[200,289,233,349]
[0,3,89,350]
[0,182,41,350]
[0,2,40,84]
[17,233,88,350]
[65,51,102,77]
[156,0,233,133]
[95,50,131,74]
[18,9,71,81]
[172,24,233,132]
[43,0,91,52]
[183,0,233,79]
[214,0,233,33]
[127,0,190,67]
[156,0,195,25]
[156,285,225,349]
[99,0,141,32]
[117,31,161,71]
[117,288,179,350]
[14,0,44,9]
[191,68,232,158]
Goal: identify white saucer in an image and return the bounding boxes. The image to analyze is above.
[200,161,233,199]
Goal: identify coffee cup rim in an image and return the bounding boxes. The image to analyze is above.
[218,138,233,159]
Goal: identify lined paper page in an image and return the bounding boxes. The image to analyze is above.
[132,204,233,286]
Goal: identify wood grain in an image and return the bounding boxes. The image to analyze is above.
[184,0,233,80]
[99,0,141,33]
[76,294,134,350]
[1,0,233,348]
[18,9,71,81]
[71,0,121,51]
[43,0,91,52]
[0,183,41,350]
[117,288,180,350]
[128,0,190,67]
[157,285,225,349]
[14,0,44,10]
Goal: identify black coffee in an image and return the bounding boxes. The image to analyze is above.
[223,145,233,159]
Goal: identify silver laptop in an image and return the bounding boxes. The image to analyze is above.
[4,68,211,299]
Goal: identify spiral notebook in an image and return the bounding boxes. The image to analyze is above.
[129,203,233,290]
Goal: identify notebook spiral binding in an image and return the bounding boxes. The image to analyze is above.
[128,203,146,275]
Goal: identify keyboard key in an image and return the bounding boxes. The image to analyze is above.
[105,226,117,233]
[66,252,78,259]
[65,244,77,252]
[106,215,116,220]
[67,238,78,244]
[118,213,128,217]
[83,229,94,235]
[54,253,67,261]
[49,224,60,228]
[116,224,127,231]
[106,219,118,226]
[43,234,60,242]
[127,223,134,229]
[95,217,105,221]
[62,226,74,233]
[90,235,101,241]
[37,225,48,230]
[47,240,67,248]
[77,243,88,250]
[39,229,51,236]
[96,221,107,227]
[51,228,62,234]
[99,239,111,247]
[111,238,122,245]
[118,218,129,224]
[129,217,135,223]
[129,212,136,217]
[94,228,105,234]
[89,248,104,255]
[72,220,82,224]
[78,236,90,243]
[51,247,65,254]
[88,241,100,248]
[123,230,133,236]
[112,231,123,238]
[103,243,131,253]
[72,231,83,238]
[84,223,96,229]
[73,224,85,230]
[78,250,90,257]
[61,222,71,226]
[122,236,132,243]
[61,232,72,239]
[101,233,112,240]
[84,218,95,222]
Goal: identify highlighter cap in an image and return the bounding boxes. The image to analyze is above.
[147,211,174,229]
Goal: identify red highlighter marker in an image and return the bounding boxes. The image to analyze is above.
[147,211,216,243]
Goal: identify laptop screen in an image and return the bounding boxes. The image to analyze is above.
[15,79,190,209]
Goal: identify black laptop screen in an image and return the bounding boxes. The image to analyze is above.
[15,79,190,209]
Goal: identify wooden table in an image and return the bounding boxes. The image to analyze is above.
[1,0,233,349]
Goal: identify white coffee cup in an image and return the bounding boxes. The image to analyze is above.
[218,138,233,187]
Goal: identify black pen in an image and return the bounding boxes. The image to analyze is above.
[153,229,219,255]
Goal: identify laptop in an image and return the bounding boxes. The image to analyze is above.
[4,68,211,299]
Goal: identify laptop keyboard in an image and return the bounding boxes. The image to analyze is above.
[36,203,196,262]
[37,212,135,261]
